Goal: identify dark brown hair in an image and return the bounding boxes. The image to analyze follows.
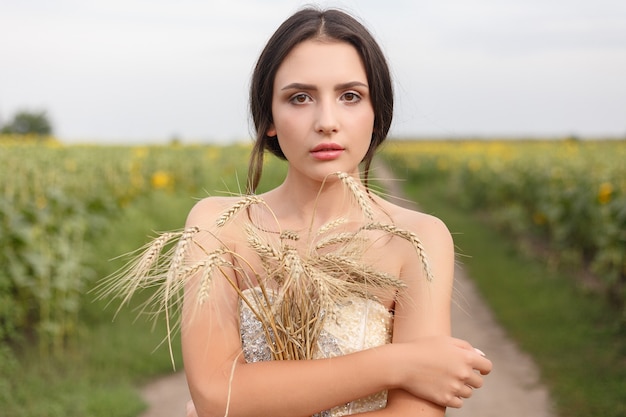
[247,7,393,193]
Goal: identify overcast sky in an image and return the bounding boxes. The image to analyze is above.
[1,0,625,143]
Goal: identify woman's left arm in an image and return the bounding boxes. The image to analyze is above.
[185,211,489,417]
[374,211,462,416]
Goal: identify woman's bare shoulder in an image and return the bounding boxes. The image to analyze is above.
[185,195,249,229]
[376,198,456,288]
[377,198,452,242]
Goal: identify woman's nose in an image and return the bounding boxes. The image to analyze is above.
[314,100,339,134]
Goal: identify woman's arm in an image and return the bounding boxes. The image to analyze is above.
[184,337,486,417]
[183,261,404,417]
[362,211,491,416]
[182,197,398,417]
[393,212,492,413]
[182,199,491,417]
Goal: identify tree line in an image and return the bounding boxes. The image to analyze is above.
[1,110,53,136]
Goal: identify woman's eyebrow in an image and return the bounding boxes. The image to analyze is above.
[280,81,368,91]
[281,82,316,91]
[335,81,368,91]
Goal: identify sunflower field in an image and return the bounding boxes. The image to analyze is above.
[0,138,257,359]
[1,136,624,362]
[383,138,626,315]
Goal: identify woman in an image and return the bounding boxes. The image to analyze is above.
[112,7,492,417]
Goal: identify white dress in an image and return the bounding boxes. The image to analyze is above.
[239,288,393,416]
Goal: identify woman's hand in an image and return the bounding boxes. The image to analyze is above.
[395,336,492,409]
[184,337,491,417]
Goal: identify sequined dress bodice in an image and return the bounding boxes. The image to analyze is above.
[239,288,393,416]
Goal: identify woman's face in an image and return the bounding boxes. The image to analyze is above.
[268,39,375,182]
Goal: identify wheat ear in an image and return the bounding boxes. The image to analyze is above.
[216,195,263,227]
[363,222,434,282]
[92,230,180,312]
[316,218,347,236]
[314,232,359,251]
[245,224,281,261]
[335,172,374,220]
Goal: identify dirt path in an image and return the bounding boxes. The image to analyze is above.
[137,162,557,417]
[138,372,190,417]
[445,267,556,417]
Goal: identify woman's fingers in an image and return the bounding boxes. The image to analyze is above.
[458,384,474,399]
[465,370,485,390]
[475,353,493,376]
[446,384,474,409]
[401,337,493,408]
[453,338,493,374]
[459,341,493,376]
[452,337,474,351]
[447,396,464,409]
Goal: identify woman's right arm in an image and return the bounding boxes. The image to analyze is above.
[182,198,396,417]
[182,199,490,417]
[185,333,487,417]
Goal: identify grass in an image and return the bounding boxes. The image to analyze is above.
[399,175,626,417]
[1,191,195,417]
[1,159,289,417]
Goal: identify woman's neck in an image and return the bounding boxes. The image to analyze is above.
[261,170,369,230]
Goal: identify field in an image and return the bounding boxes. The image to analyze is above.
[0,136,624,416]
[0,141,254,358]
[381,139,626,417]
[383,139,626,311]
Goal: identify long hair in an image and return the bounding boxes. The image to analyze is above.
[247,8,393,193]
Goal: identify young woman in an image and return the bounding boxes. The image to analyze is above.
[111,7,492,417]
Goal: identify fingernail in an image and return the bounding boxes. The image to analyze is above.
[474,348,486,357]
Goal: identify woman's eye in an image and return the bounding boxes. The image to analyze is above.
[342,92,361,103]
[290,94,310,104]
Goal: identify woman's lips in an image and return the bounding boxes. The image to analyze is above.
[310,143,345,160]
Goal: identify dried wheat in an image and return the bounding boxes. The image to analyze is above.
[335,172,374,220]
[216,195,263,227]
[363,222,434,282]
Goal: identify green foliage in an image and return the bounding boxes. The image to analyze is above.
[2,138,624,416]
[390,163,626,417]
[1,110,53,136]
[384,139,626,318]
[0,142,289,417]
[1,191,191,417]
[0,141,255,356]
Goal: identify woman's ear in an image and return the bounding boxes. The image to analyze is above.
[266,124,277,138]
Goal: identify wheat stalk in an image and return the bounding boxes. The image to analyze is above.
[314,253,407,289]
[314,232,361,251]
[335,172,374,220]
[316,217,347,235]
[246,224,281,262]
[93,231,180,310]
[133,231,177,280]
[102,171,432,367]
[196,250,227,305]
[166,226,200,282]
[280,230,300,241]
[362,222,434,282]
[216,195,263,227]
